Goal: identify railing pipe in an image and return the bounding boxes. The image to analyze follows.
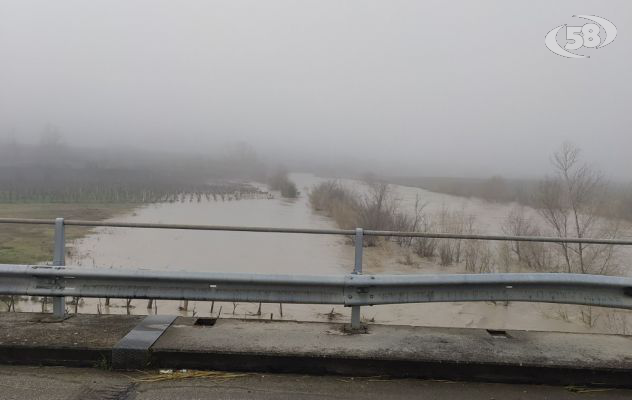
[0,218,631,246]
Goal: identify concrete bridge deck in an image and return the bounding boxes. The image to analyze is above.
[1,312,632,387]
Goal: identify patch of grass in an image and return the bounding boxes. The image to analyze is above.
[0,203,135,264]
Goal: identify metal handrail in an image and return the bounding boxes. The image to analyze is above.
[1,217,631,245]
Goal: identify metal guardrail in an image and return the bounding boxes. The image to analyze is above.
[2,264,632,308]
[1,217,632,328]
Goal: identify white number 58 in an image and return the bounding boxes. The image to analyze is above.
[565,23,601,50]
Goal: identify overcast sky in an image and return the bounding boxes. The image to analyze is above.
[1,0,630,179]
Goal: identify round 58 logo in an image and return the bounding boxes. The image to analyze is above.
[545,15,617,58]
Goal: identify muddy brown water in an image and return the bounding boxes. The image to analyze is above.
[11,173,632,334]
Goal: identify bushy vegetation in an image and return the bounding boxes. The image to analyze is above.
[309,179,491,265]
[268,170,299,198]
[310,179,429,246]
[309,181,361,229]
[310,143,619,278]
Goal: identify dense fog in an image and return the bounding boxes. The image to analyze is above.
[1,1,631,179]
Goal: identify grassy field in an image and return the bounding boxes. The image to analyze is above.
[0,203,135,264]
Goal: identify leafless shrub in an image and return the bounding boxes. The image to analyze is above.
[0,296,16,312]
[70,296,83,314]
[399,251,416,266]
[580,306,600,328]
[438,242,454,266]
[413,240,438,259]
[604,310,631,335]
[496,242,513,273]
[464,240,496,273]
[502,206,555,272]
[356,181,398,246]
[411,217,438,258]
[436,207,476,266]
[554,306,571,322]
[319,307,343,321]
[383,193,436,258]
[503,207,534,262]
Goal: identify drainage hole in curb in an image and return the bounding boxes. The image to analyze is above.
[487,329,510,338]
[194,318,217,327]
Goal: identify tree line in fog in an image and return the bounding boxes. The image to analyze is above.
[0,138,277,203]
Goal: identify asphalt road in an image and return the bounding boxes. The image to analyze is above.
[1,365,631,400]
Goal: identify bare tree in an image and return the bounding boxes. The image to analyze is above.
[536,142,617,274]
[502,206,531,262]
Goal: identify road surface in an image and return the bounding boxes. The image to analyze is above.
[0,365,630,399]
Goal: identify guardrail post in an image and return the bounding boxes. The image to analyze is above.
[52,218,66,319]
[351,228,363,329]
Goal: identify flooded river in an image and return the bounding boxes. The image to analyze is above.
[70,174,352,276]
[14,173,632,334]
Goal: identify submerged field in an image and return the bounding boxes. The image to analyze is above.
[0,203,136,264]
